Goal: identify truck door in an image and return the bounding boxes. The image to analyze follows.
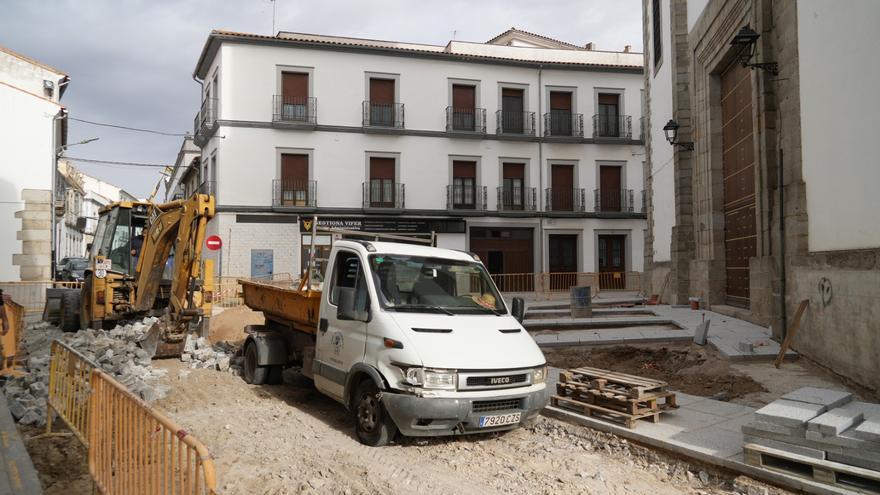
[315,249,369,401]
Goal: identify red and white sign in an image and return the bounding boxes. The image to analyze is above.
[205,235,222,251]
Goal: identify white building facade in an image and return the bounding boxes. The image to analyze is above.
[0,45,68,281]
[192,29,646,288]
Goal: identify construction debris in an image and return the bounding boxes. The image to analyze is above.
[179,335,241,374]
[552,366,678,428]
[743,386,880,487]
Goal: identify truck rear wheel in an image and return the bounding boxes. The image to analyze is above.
[243,341,268,385]
[354,380,398,447]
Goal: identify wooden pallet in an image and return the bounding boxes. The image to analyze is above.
[560,366,670,399]
[551,395,664,428]
[556,382,678,416]
[744,443,880,494]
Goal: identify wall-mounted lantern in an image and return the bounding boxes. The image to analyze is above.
[662,119,694,151]
[730,26,779,76]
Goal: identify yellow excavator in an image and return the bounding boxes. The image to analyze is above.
[55,192,215,358]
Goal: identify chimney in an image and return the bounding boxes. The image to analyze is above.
[584,42,594,50]
[624,45,632,52]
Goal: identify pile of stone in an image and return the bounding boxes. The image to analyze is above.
[180,335,242,375]
[743,386,880,472]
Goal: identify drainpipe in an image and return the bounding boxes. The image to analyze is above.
[778,148,787,339]
[537,64,545,274]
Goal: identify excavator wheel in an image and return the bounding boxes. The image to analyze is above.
[58,290,82,333]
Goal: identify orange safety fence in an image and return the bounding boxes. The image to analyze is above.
[490,271,643,296]
[0,280,83,314]
[41,340,97,446]
[89,368,218,494]
[0,294,26,377]
[215,273,295,309]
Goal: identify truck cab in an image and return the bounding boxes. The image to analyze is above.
[241,239,549,446]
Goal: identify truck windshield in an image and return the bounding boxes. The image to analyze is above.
[368,254,506,314]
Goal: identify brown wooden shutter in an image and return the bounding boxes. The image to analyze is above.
[282,72,308,98]
[598,93,619,105]
[549,91,572,111]
[369,78,395,104]
[599,166,621,192]
[281,154,309,182]
[452,160,476,178]
[502,88,523,99]
[369,157,395,179]
[452,84,475,110]
[551,165,573,190]
[503,163,524,179]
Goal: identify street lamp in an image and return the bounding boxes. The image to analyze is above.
[729,26,778,75]
[56,137,100,156]
[662,119,694,151]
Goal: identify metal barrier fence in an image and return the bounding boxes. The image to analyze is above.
[41,340,97,446]
[89,369,218,494]
[0,281,83,314]
[490,272,642,296]
[215,273,295,309]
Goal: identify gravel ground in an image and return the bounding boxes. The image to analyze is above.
[154,359,790,495]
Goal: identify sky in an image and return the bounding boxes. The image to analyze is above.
[1,0,643,198]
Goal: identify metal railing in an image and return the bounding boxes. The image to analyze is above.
[40,340,97,446]
[639,116,646,140]
[496,186,536,211]
[89,368,218,494]
[490,271,642,295]
[0,281,83,314]
[273,95,317,124]
[543,111,584,137]
[363,182,405,209]
[362,101,404,128]
[445,107,487,133]
[446,184,487,211]
[272,179,317,207]
[495,110,536,135]
[592,114,632,139]
[195,180,215,196]
[598,271,633,290]
[544,188,586,212]
[593,188,635,213]
[194,97,217,133]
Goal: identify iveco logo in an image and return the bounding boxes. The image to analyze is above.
[490,376,511,385]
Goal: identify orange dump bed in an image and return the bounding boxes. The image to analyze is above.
[238,279,322,334]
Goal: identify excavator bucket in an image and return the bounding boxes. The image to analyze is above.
[140,321,187,359]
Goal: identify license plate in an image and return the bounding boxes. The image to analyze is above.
[478,412,521,428]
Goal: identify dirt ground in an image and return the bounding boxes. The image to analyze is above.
[543,342,768,401]
[20,424,93,494]
[209,306,263,344]
[151,359,789,495]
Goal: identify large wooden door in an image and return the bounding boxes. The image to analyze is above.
[721,61,757,307]
[469,227,533,291]
[551,165,574,211]
[599,165,622,212]
[549,234,578,289]
[598,235,626,289]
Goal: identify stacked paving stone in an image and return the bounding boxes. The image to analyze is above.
[179,335,241,374]
[742,386,880,472]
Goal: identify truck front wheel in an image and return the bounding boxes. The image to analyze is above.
[354,380,398,447]
[243,342,268,385]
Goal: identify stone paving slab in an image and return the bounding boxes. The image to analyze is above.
[782,387,853,409]
[743,435,827,460]
[742,421,807,437]
[827,451,880,472]
[807,408,864,436]
[754,399,826,428]
[852,415,880,442]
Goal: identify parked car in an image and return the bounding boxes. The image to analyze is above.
[57,257,89,282]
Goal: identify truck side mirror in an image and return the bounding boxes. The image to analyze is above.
[337,287,367,322]
[511,297,525,323]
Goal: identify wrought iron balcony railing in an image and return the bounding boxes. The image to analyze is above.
[363,101,405,128]
[496,186,536,211]
[592,114,633,139]
[495,110,536,136]
[363,181,404,209]
[446,107,487,133]
[194,97,218,134]
[446,184,487,211]
[273,95,317,124]
[543,111,584,137]
[593,188,635,213]
[544,188,586,212]
[272,179,317,207]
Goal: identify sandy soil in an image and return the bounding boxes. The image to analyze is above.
[543,343,767,401]
[153,359,788,495]
[209,306,264,344]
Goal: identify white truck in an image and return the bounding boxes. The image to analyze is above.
[238,235,549,446]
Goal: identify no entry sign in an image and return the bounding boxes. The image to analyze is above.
[206,235,222,251]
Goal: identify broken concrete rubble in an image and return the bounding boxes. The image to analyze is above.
[178,334,241,373]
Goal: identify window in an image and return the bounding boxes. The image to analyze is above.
[451,160,476,209]
[652,0,662,68]
[368,78,396,126]
[279,154,310,206]
[549,91,573,136]
[597,93,621,137]
[280,72,310,121]
[500,88,525,133]
[451,84,477,130]
[328,251,369,315]
[368,156,396,207]
[502,163,525,210]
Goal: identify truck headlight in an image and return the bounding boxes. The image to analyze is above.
[404,367,457,390]
[532,365,548,384]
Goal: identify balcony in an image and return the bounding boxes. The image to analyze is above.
[196,180,216,197]
[593,189,635,213]
[592,114,633,139]
[272,179,317,208]
[273,95,317,125]
[362,101,404,129]
[496,186,536,212]
[193,97,218,146]
[363,182,404,209]
[495,111,536,136]
[446,184,487,211]
[544,188,586,212]
[543,111,584,138]
[445,107,487,134]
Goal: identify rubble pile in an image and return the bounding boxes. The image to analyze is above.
[180,336,242,375]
